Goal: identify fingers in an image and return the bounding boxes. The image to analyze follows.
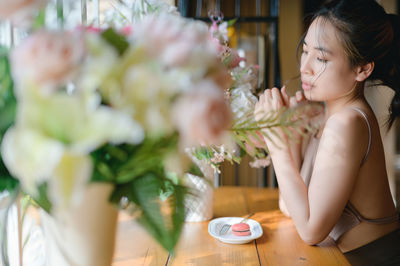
[255,87,286,121]
[254,93,266,121]
[281,86,290,106]
[296,91,305,102]
[290,96,297,107]
[271,87,283,110]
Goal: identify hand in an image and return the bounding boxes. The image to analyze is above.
[254,87,286,122]
[254,87,288,150]
[281,87,306,109]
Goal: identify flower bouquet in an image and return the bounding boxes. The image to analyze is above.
[0,0,232,263]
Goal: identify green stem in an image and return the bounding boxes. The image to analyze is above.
[230,121,298,132]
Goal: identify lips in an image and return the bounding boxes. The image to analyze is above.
[301,81,312,91]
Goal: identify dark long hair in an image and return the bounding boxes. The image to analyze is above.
[307,0,400,128]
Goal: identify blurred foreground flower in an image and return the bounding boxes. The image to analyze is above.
[0,0,48,27]
[0,3,231,253]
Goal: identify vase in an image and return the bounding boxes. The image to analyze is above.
[40,183,118,266]
[184,173,214,222]
[0,192,46,266]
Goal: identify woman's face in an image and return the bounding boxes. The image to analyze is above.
[300,17,358,102]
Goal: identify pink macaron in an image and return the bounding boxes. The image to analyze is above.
[231,222,251,236]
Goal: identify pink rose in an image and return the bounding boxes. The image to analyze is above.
[11,30,85,95]
[0,0,48,28]
[134,14,216,67]
[173,81,232,147]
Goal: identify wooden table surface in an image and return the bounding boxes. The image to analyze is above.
[112,186,350,266]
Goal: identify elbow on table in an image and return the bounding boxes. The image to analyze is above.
[298,229,327,246]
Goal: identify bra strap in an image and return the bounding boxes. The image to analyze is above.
[347,201,400,224]
[349,107,372,166]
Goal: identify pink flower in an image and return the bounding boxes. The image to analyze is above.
[76,25,102,33]
[244,131,267,155]
[249,157,271,168]
[11,30,85,95]
[222,47,245,69]
[120,26,133,36]
[173,81,232,148]
[134,14,216,67]
[0,0,48,28]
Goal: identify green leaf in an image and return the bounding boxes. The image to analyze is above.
[33,9,46,30]
[57,2,64,27]
[111,173,187,253]
[33,183,52,213]
[187,163,203,178]
[0,45,17,194]
[101,28,130,56]
[227,18,238,27]
[0,166,18,193]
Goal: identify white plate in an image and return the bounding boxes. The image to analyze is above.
[208,217,263,244]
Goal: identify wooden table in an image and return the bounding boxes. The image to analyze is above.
[113,187,350,265]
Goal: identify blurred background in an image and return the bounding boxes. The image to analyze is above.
[0,0,399,207]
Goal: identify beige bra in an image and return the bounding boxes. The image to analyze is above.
[300,107,399,242]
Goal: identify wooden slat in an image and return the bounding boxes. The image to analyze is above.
[244,187,279,213]
[254,211,350,266]
[112,212,169,266]
[168,222,260,266]
[213,186,279,217]
[213,186,249,217]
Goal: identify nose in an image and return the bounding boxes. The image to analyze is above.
[300,54,313,76]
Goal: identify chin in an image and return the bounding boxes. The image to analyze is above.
[303,90,313,99]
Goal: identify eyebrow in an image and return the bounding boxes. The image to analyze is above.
[303,40,333,55]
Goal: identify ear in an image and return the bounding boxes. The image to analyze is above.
[355,62,374,82]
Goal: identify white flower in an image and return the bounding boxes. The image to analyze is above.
[230,83,258,119]
[118,64,178,136]
[1,89,144,207]
[132,0,179,22]
[210,21,228,43]
[1,127,64,197]
[249,156,271,168]
[19,91,144,150]
[77,33,119,94]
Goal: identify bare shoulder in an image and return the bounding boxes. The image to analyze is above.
[319,108,369,162]
[324,108,369,137]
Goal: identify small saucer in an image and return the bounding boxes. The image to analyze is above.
[208,217,263,244]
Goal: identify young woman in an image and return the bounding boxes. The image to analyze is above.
[255,0,400,264]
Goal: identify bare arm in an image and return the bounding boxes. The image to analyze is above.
[280,87,306,170]
[279,88,307,216]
